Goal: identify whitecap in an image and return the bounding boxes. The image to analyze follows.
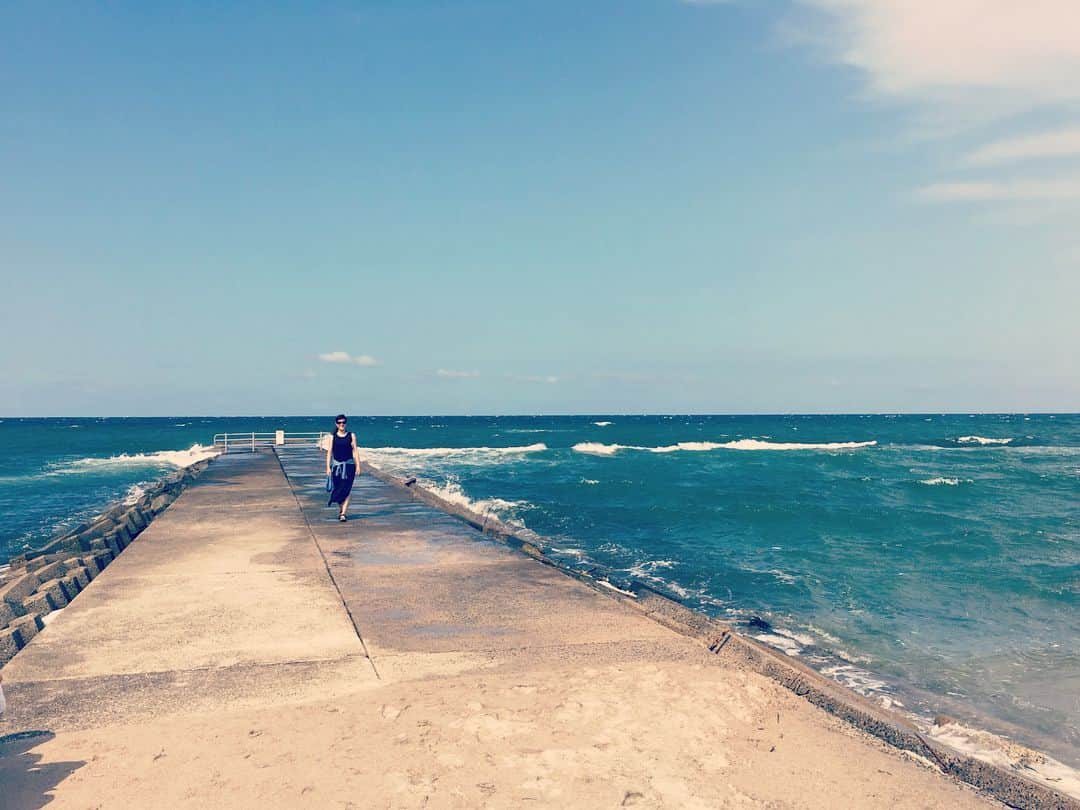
[957,435,1013,445]
[572,439,876,455]
[54,444,219,474]
[593,421,612,427]
[580,478,599,485]
[919,477,968,486]
[572,442,630,456]
[361,443,546,459]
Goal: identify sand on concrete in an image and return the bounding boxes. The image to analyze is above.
[0,450,1001,809]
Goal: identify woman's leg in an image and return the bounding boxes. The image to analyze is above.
[340,495,350,516]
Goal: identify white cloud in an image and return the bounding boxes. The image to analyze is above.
[317,351,379,366]
[798,1,1080,115]
[917,177,1080,203]
[965,127,1080,166]
[435,368,480,378]
[511,374,560,384]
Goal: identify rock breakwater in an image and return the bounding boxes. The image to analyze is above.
[0,458,213,668]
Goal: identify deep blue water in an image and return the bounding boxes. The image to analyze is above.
[1,414,1077,766]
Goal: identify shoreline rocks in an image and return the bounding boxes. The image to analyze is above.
[0,458,213,668]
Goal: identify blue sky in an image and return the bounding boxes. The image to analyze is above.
[2,0,1077,415]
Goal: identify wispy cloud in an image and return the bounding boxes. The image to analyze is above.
[917,178,1080,203]
[965,127,1080,167]
[796,1,1080,121]
[510,374,559,384]
[435,368,480,379]
[790,2,1080,216]
[318,351,379,366]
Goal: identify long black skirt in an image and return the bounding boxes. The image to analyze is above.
[328,463,356,506]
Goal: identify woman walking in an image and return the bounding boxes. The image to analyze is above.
[326,414,360,521]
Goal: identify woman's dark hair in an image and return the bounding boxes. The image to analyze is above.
[335,414,347,424]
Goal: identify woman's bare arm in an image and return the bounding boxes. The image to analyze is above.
[351,432,361,473]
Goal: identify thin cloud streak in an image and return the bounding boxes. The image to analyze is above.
[917,178,1080,203]
[435,369,480,379]
[965,127,1080,166]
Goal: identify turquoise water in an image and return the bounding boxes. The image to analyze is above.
[1,414,1077,766]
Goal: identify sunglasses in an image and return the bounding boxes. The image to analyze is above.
[336,421,346,425]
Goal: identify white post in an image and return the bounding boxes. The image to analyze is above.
[251,432,256,452]
[275,430,285,446]
[224,434,228,454]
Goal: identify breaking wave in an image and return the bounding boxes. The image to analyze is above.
[360,443,546,459]
[919,477,967,486]
[957,436,1013,445]
[52,444,220,474]
[419,478,531,527]
[572,439,876,455]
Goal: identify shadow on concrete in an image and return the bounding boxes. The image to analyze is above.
[0,731,84,809]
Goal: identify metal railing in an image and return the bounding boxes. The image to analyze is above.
[212,432,327,453]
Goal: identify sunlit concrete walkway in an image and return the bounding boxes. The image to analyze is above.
[0,450,996,809]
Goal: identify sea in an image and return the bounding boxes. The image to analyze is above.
[1,414,1077,773]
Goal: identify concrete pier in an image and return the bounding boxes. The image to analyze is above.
[0,450,1009,808]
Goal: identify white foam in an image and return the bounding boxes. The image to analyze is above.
[754,633,803,656]
[721,439,877,451]
[361,443,546,459]
[580,478,599,485]
[56,444,219,474]
[572,442,629,456]
[419,478,530,527]
[821,663,891,695]
[919,477,969,486]
[598,579,636,596]
[572,439,876,456]
[593,421,613,427]
[928,720,1080,799]
[123,484,148,505]
[957,435,1013,445]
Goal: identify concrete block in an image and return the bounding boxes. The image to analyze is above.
[0,572,41,608]
[90,516,118,534]
[127,508,147,532]
[0,628,20,665]
[104,531,123,556]
[24,558,46,572]
[151,493,173,514]
[34,560,69,583]
[9,613,44,646]
[122,514,140,539]
[70,568,90,591]
[59,574,83,602]
[35,578,69,609]
[0,600,19,627]
[65,557,94,580]
[91,551,113,571]
[7,554,28,568]
[22,590,55,615]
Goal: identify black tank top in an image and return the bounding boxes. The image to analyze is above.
[332,431,354,461]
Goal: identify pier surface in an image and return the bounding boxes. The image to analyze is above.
[0,450,997,808]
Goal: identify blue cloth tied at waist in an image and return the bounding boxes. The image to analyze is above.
[331,459,355,479]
